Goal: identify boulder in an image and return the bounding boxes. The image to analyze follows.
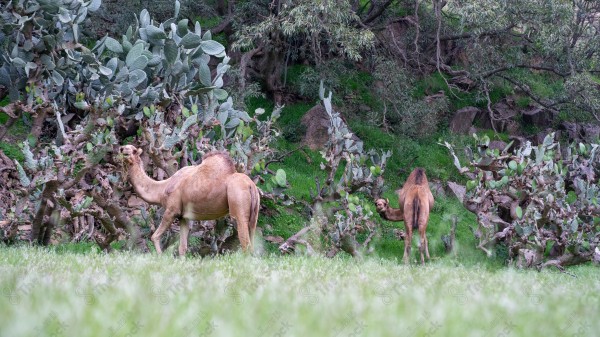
[559,122,580,142]
[530,129,560,145]
[558,122,600,143]
[301,104,360,150]
[582,123,600,143]
[522,107,553,128]
[450,106,479,134]
[301,105,332,150]
[488,140,508,152]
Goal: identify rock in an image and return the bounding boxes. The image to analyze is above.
[447,181,466,203]
[301,104,333,150]
[582,123,600,143]
[450,106,480,134]
[301,104,359,150]
[505,119,521,136]
[530,129,559,145]
[522,107,553,128]
[558,122,600,143]
[559,122,580,142]
[488,140,508,152]
[429,180,446,198]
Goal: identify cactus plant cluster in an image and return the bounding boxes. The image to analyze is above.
[443,133,600,268]
[0,1,282,250]
[279,83,391,258]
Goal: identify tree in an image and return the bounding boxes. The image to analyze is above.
[230,0,375,103]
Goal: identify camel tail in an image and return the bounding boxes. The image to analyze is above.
[412,197,420,230]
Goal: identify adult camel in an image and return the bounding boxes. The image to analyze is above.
[119,145,260,256]
[376,168,434,264]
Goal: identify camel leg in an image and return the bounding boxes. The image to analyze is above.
[227,185,254,254]
[403,227,412,264]
[425,235,431,261]
[419,230,426,265]
[236,217,251,253]
[151,210,176,254]
[179,218,190,257]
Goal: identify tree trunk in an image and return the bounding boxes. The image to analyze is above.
[30,180,59,245]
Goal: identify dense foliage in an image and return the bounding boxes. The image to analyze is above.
[443,134,600,268]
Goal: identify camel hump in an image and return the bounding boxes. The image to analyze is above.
[413,167,426,185]
[201,151,236,174]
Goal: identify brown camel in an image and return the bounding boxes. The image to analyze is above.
[375,198,404,221]
[376,168,434,264]
[119,145,260,255]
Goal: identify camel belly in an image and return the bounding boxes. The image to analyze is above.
[182,204,229,221]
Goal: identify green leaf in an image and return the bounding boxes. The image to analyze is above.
[213,88,228,100]
[98,65,113,77]
[348,203,357,212]
[174,0,181,18]
[164,39,178,64]
[52,71,64,86]
[516,206,523,219]
[73,101,89,110]
[88,0,101,11]
[126,43,144,67]
[508,160,517,170]
[274,169,287,187]
[517,163,525,175]
[579,143,586,155]
[143,106,151,117]
[177,19,189,36]
[570,218,579,232]
[105,37,123,53]
[200,40,225,56]
[58,8,71,23]
[128,69,147,88]
[566,191,577,205]
[181,33,202,49]
[129,55,149,71]
[86,142,93,152]
[146,25,167,40]
[198,61,211,87]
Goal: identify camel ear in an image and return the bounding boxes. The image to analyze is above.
[136,148,143,156]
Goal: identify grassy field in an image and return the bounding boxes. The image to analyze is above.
[1,247,598,337]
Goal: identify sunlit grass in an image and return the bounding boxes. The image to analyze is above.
[0,247,598,337]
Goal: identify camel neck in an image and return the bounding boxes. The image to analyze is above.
[380,207,404,221]
[128,161,165,205]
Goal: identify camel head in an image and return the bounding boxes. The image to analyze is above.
[118,145,143,165]
[375,198,389,213]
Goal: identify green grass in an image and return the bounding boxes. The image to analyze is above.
[0,246,598,337]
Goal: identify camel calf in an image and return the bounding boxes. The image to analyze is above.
[119,145,260,255]
[376,168,434,264]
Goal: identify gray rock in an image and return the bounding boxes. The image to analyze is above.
[450,106,480,134]
[522,107,553,128]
